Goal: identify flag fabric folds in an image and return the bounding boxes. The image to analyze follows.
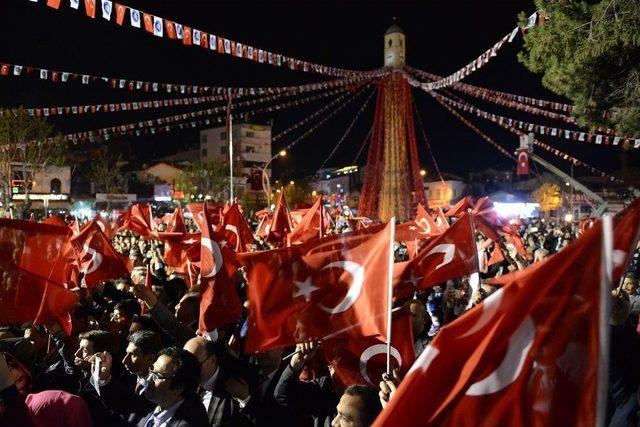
[374,201,640,427]
[241,220,393,353]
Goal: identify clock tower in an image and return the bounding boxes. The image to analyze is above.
[384,23,405,68]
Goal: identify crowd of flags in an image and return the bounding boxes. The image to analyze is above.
[1,191,639,425]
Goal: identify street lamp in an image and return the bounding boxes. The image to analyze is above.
[261,150,287,204]
[420,169,426,177]
[289,180,294,186]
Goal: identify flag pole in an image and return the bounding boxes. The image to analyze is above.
[227,89,234,202]
[386,216,396,375]
[597,214,613,427]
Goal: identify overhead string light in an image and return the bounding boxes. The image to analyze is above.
[413,99,445,184]
[352,126,373,165]
[29,0,378,78]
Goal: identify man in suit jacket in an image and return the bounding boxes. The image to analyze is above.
[184,336,252,427]
[137,347,208,427]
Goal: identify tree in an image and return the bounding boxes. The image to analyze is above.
[532,182,563,212]
[283,179,312,208]
[518,1,640,137]
[0,108,68,218]
[173,160,229,202]
[86,147,126,211]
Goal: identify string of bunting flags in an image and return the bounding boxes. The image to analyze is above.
[320,89,376,168]
[432,91,626,184]
[1,93,227,117]
[429,92,517,161]
[30,0,373,78]
[406,65,577,114]
[409,12,539,91]
[352,126,373,164]
[275,85,373,155]
[0,60,378,96]
[406,67,620,135]
[425,86,640,149]
[413,100,446,184]
[60,85,355,144]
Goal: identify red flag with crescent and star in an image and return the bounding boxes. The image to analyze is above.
[397,212,479,293]
[322,307,415,387]
[65,221,128,289]
[240,220,393,353]
[187,202,223,233]
[198,208,243,333]
[0,219,77,328]
[266,190,294,245]
[288,196,325,245]
[374,200,640,427]
[516,148,530,176]
[222,203,256,253]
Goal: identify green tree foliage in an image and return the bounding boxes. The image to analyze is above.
[0,108,68,217]
[173,159,229,202]
[518,1,640,136]
[282,179,312,208]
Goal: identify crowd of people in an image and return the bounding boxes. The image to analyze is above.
[0,209,639,427]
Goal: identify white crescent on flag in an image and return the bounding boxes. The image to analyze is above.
[318,261,364,314]
[425,244,455,270]
[360,344,402,385]
[82,243,103,275]
[201,238,223,278]
[465,316,535,396]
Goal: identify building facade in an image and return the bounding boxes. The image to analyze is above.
[200,123,272,196]
[9,163,72,211]
[424,179,468,209]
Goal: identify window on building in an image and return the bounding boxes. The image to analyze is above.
[50,178,61,194]
[201,134,207,144]
[246,131,255,137]
[400,40,403,47]
[221,132,227,139]
[221,146,227,155]
[201,149,207,157]
[245,145,256,153]
[388,39,392,47]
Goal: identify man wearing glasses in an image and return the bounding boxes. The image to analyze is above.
[139,347,208,427]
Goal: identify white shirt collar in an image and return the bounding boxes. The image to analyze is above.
[151,398,184,426]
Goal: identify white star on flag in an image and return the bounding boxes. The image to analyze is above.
[292,276,319,302]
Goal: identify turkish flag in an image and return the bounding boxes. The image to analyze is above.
[0,219,77,327]
[399,213,479,291]
[516,148,530,176]
[415,203,443,236]
[435,208,450,230]
[187,202,223,232]
[445,196,475,217]
[241,220,393,353]
[84,0,96,18]
[288,197,324,245]
[166,207,187,234]
[114,3,125,25]
[161,233,200,268]
[92,214,115,240]
[198,210,242,333]
[42,215,67,228]
[143,13,154,33]
[322,307,415,387]
[66,222,128,288]
[255,213,272,238]
[266,190,294,245]
[374,201,640,427]
[579,217,598,235]
[123,203,155,238]
[222,203,255,253]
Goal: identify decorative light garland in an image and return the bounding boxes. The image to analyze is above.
[352,126,373,164]
[29,0,375,78]
[413,100,446,184]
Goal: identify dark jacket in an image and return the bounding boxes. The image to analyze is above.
[137,396,209,427]
[242,362,296,427]
[202,368,253,427]
[274,365,339,427]
[149,301,195,347]
[607,323,640,427]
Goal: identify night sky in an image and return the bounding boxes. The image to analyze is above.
[0,0,635,181]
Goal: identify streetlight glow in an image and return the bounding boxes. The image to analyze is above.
[279,150,287,157]
[289,180,294,186]
[420,169,426,176]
